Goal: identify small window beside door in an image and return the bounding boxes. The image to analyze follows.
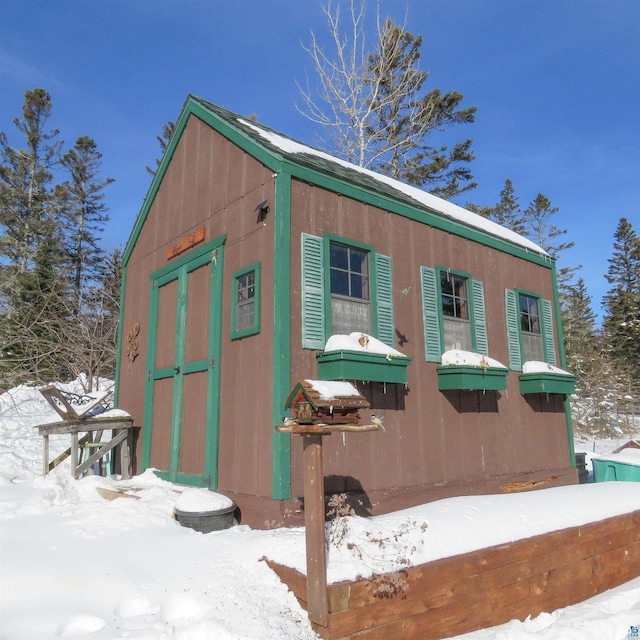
[231,263,261,339]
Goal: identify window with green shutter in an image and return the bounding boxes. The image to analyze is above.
[505,289,574,394]
[422,266,505,391]
[505,289,558,370]
[301,233,395,349]
[301,233,408,383]
[421,266,489,362]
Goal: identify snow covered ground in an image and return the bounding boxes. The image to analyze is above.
[2,382,640,640]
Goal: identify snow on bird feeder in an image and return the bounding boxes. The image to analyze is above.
[282,379,370,431]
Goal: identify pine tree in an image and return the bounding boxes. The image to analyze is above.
[364,18,477,198]
[58,136,114,312]
[563,277,597,368]
[0,89,66,387]
[0,88,62,276]
[145,121,175,175]
[467,179,526,235]
[603,217,640,385]
[1,221,72,384]
[298,2,476,198]
[0,89,116,389]
[523,192,578,289]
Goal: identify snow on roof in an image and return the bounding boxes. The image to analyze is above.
[522,361,573,376]
[304,380,361,401]
[441,349,507,369]
[324,332,406,357]
[238,119,547,257]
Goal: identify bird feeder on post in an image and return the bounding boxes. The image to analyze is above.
[277,380,379,630]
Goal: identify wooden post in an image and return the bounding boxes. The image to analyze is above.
[70,432,78,478]
[42,434,49,476]
[303,433,329,627]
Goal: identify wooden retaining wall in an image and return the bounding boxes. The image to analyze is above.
[267,509,640,639]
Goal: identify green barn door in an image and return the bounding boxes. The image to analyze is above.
[142,240,224,488]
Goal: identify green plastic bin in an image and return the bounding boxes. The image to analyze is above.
[592,451,640,482]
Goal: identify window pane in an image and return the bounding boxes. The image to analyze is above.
[443,317,472,351]
[329,241,371,334]
[350,273,369,300]
[330,243,349,270]
[235,301,255,332]
[331,297,371,335]
[519,294,540,334]
[442,294,455,317]
[522,332,544,361]
[330,269,349,297]
[330,242,369,300]
[235,268,257,334]
[440,272,469,320]
[440,274,454,297]
[349,248,368,275]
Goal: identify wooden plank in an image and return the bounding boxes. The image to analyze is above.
[70,432,78,477]
[95,487,140,501]
[121,428,132,479]
[43,434,49,476]
[338,514,636,608]
[36,417,133,435]
[265,561,308,605]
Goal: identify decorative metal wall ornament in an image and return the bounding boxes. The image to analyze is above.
[126,322,141,363]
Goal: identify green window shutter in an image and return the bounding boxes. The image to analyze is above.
[541,298,557,366]
[505,289,522,371]
[301,233,326,349]
[471,279,488,355]
[421,266,441,362]
[375,254,395,347]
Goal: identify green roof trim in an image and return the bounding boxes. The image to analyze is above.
[123,95,555,270]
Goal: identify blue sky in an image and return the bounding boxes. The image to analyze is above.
[1,0,638,323]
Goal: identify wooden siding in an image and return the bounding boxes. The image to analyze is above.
[288,179,572,515]
[118,114,277,503]
[268,509,640,639]
[119,109,573,528]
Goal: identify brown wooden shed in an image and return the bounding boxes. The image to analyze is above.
[116,96,578,527]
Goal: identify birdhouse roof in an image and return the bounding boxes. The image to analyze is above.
[284,380,369,411]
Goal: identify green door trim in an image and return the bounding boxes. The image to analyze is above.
[272,171,292,499]
[142,235,226,486]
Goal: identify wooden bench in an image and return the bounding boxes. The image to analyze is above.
[36,386,136,479]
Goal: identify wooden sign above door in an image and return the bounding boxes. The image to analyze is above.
[167,228,206,260]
